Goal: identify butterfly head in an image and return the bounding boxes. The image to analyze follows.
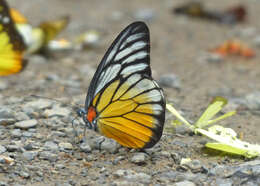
[76,107,97,131]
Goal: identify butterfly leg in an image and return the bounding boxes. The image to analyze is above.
[71,117,85,145]
[82,124,87,143]
[71,117,79,138]
[97,137,105,152]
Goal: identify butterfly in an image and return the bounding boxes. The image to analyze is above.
[77,22,166,149]
[11,7,69,54]
[0,0,27,76]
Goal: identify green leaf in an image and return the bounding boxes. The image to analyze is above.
[205,143,259,158]
[195,97,228,128]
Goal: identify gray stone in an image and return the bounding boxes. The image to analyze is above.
[14,112,30,121]
[23,143,37,151]
[43,141,59,152]
[11,129,22,138]
[15,119,38,129]
[30,55,47,64]
[209,165,235,177]
[0,181,7,186]
[215,178,233,186]
[158,171,186,182]
[0,80,8,90]
[80,143,92,153]
[244,92,260,110]
[114,169,128,178]
[208,87,233,97]
[0,145,6,154]
[0,108,14,118]
[46,74,60,81]
[24,99,52,110]
[18,171,30,179]
[131,152,149,165]
[134,8,155,21]
[182,159,204,173]
[39,151,58,162]
[59,142,73,150]
[43,106,71,118]
[158,74,181,89]
[22,151,38,161]
[22,131,33,137]
[174,181,196,186]
[111,181,137,186]
[51,131,67,137]
[206,53,224,63]
[80,168,88,177]
[113,156,125,165]
[6,144,21,152]
[175,125,192,135]
[124,172,151,184]
[159,151,172,158]
[100,138,120,153]
[0,118,16,126]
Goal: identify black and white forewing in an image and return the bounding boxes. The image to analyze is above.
[85,22,151,109]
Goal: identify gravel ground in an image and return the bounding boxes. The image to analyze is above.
[1,0,260,185]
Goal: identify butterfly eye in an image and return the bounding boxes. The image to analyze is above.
[76,108,86,117]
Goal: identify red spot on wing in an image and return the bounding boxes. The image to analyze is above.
[87,106,96,122]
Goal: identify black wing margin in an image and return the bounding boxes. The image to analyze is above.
[85,22,151,109]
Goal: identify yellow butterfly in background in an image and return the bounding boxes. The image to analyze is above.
[0,0,27,76]
[10,7,69,54]
[77,22,166,149]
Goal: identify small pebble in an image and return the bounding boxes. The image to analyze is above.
[113,156,125,165]
[6,144,21,152]
[0,108,14,118]
[215,178,233,186]
[182,159,204,173]
[43,141,59,152]
[175,180,196,186]
[24,99,52,110]
[0,118,16,126]
[22,131,34,137]
[134,8,155,21]
[39,151,58,162]
[59,142,73,150]
[0,80,8,90]
[206,53,224,63]
[0,145,7,154]
[80,143,92,153]
[14,112,30,121]
[158,74,181,89]
[131,152,149,165]
[244,91,260,110]
[100,138,120,153]
[43,106,71,118]
[11,129,22,138]
[19,171,30,179]
[124,172,151,184]
[22,151,38,161]
[114,169,128,178]
[15,119,38,129]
